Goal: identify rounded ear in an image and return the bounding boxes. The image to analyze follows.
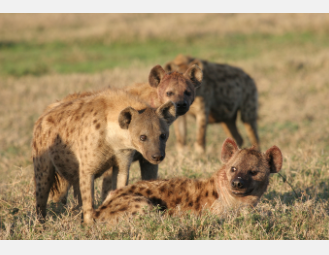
[183,64,203,89]
[164,62,179,72]
[118,107,138,129]
[220,138,239,163]
[265,146,283,173]
[149,65,166,88]
[156,101,176,125]
[189,59,203,70]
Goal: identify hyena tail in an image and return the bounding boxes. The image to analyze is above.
[49,172,70,205]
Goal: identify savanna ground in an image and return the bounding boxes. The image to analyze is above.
[0,14,329,240]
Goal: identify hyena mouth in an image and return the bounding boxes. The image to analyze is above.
[231,188,253,197]
[176,107,189,116]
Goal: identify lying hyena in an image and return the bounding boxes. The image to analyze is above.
[164,54,259,153]
[47,64,203,204]
[93,138,282,224]
[32,89,176,224]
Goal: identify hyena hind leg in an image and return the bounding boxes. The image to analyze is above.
[243,119,260,151]
[220,118,244,148]
[34,155,56,222]
[94,194,153,224]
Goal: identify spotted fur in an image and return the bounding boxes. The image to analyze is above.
[94,138,282,223]
[47,65,203,204]
[32,88,176,224]
[165,54,259,153]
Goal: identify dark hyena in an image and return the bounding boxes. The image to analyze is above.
[165,54,259,153]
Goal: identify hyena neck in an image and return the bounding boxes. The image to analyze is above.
[138,86,160,108]
[212,168,235,208]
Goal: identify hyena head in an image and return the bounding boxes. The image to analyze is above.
[164,54,204,74]
[148,64,203,116]
[118,101,176,165]
[219,138,282,205]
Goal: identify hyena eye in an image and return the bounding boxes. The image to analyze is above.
[184,90,191,96]
[160,133,167,140]
[249,170,258,176]
[140,135,147,141]
[231,167,236,172]
[166,91,174,97]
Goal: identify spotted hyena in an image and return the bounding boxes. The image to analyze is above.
[32,89,176,224]
[93,138,282,223]
[46,64,203,204]
[164,54,259,154]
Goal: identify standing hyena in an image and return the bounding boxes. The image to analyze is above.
[164,54,259,153]
[32,89,176,224]
[47,64,203,204]
[93,138,282,224]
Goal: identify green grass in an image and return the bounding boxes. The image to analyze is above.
[1,31,328,77]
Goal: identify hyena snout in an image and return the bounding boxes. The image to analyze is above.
[175,100,189,116]
[151,152,165,162]
[231,178,245,189]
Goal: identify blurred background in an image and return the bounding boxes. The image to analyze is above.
[1,14,329,153]
[1,14,329,76]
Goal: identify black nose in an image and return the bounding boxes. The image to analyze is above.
[152,154,164,162]
[176,101,188,108]
[231,178,244,189]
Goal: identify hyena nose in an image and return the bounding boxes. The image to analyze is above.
[231,179,244,189]
[176,101,187,108]
[152,154,165,162]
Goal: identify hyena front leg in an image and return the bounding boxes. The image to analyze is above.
[34,154,56,222]
[173,115,187,154]
[139,158,158,181]
[111,149,135,190]
[79,169,95,225]
[193,97,209,154]
[101,168,113,202]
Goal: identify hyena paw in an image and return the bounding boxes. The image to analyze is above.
[194,143,206,155]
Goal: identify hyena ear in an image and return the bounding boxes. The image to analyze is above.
[184,64,203,89]
[156,101,177,125]
[118,107,138,129]
[220,138,239,163]
[189,59,204,70]
[149,65,166,88]
[265,146,283,173]
[164,62,178,72]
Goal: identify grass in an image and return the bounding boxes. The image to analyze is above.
[1,31,328,77]
[1,14,329,240]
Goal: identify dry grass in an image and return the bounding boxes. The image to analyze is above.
[0,14,329,240]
